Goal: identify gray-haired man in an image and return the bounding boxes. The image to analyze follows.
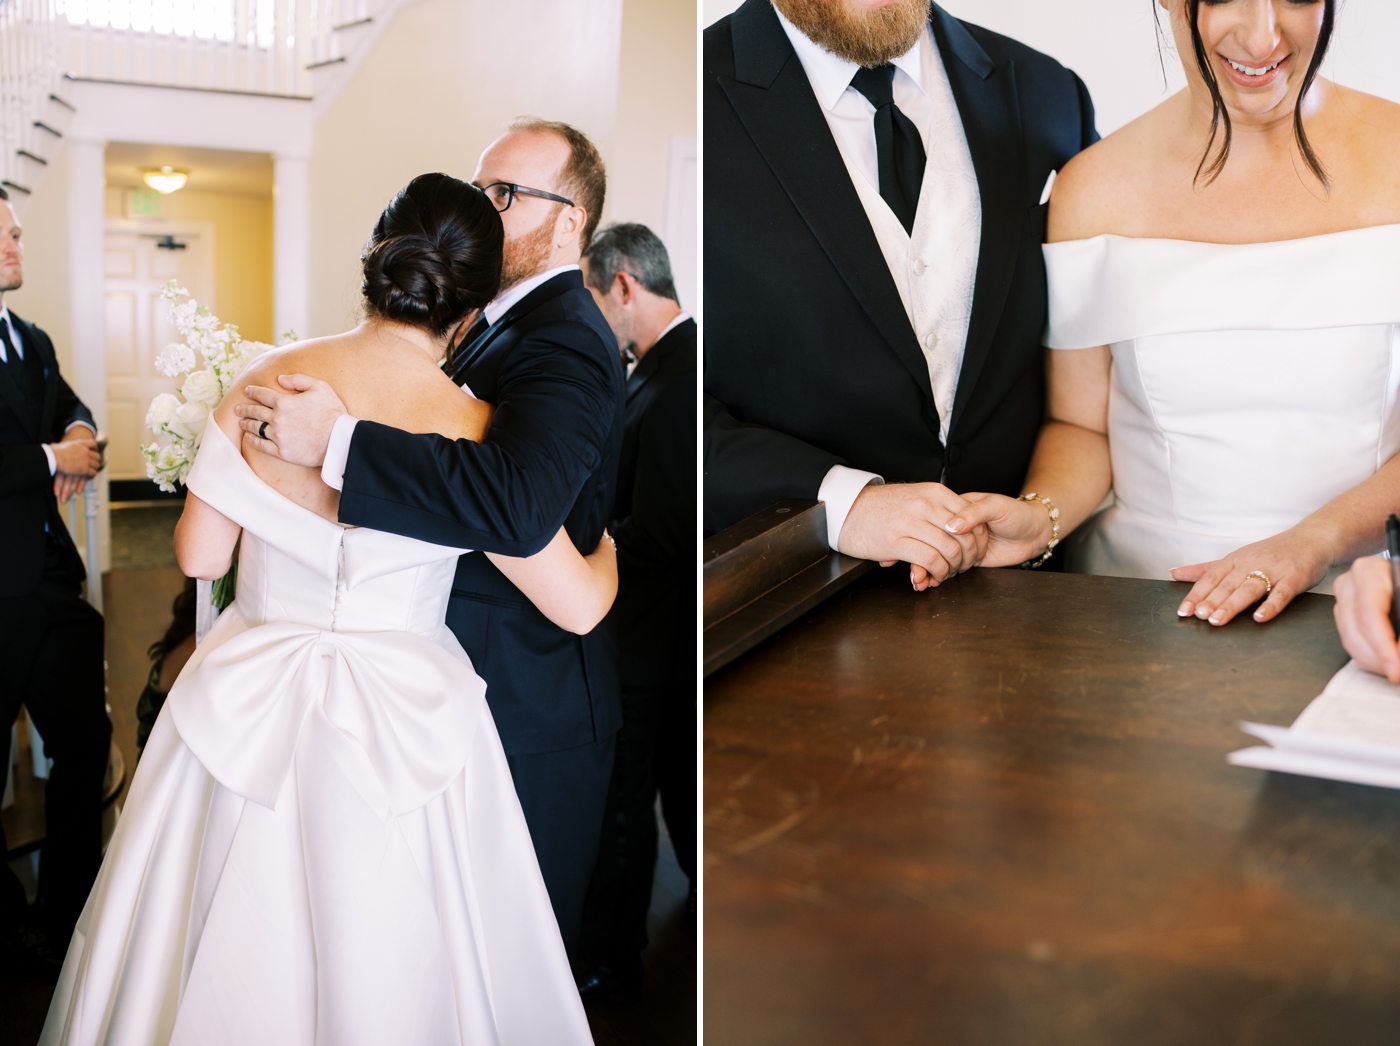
[576,223,695,1002]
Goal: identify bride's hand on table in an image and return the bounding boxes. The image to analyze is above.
[1171,527,1337,626]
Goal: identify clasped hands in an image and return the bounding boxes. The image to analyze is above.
[839,484,1049,592]
[853,485,1333,626]
[51,425,101,503]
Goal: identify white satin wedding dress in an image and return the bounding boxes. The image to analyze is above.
[40,422,593,1046]
[1044,224,1400,588]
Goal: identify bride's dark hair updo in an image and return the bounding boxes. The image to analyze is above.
[361,172,503,340]
[1162,0,1335,189]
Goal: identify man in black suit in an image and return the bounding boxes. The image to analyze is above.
[575,223,695,1002]
[705,0,1097,577]
[236,119,625,958]
[0,188,110,969]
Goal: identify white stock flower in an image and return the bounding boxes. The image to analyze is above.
[155,343,196,377]
[146,393,182,433]
[181,369,222,408]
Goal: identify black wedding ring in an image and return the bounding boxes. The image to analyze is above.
[259,421,269,441]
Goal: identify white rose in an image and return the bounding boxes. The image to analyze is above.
[169,398,210,440]
[181,369,222,408]
[146,392,182,432]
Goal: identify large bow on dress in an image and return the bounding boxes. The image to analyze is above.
[167,607,483,816]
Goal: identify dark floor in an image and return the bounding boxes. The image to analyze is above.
[3,520,696,1045]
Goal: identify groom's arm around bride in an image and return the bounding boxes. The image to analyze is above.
[233,118,625,958]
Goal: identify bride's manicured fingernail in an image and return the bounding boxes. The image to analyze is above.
[1253,610,1265,621]
[1196,606,1211,620]
[946,519,963,533]
[1209,612,1223,625]
[1177,602,1192,617]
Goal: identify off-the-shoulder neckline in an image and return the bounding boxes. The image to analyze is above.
[1047,222,1400,250]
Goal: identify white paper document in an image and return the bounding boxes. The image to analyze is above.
[1228,660,1400,789]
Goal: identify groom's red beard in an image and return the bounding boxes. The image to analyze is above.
[772,0,929,68]
[498,206,561,292]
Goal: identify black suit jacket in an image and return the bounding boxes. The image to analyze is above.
[608,317,696,689]
[339,271,626,756]
[703,1,1098,532]
[0,312,95,599]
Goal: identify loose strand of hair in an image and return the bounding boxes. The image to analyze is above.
[1293,0,1334,190]
[1189,0,1232,188]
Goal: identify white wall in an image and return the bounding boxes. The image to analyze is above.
[703,0,1400,134]
[305,0,626,336]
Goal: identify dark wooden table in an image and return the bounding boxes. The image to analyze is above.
[704,568,1400,1045]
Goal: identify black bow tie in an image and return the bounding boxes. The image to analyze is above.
[849,64,927,235]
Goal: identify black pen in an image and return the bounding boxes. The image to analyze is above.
[1387,514,1400,638]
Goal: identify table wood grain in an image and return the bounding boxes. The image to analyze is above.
[704,568,1400,1045]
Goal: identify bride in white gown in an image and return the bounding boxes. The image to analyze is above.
[943,0,1400,628]
[40,174,605,1044]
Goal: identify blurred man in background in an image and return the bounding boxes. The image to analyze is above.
[576,223,695,1002]
[0,187,110,974]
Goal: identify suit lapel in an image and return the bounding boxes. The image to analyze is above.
[935,6,1027,436]
[720,0,935,409]
[448,272,580,385]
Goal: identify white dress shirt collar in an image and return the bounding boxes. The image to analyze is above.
[773,6,926,114]
[653,310,692,345]
[483,264,580,327]
[630,311,693,377]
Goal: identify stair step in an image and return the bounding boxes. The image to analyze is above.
[32,120,62,138]
[306,56,346,70]
[16,150,48,166]
[48,93,76,112]
[1,180,33,195]
[332,16,372,30]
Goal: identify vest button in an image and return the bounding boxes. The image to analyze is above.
[912,257,927,275]
[924,331,939,350]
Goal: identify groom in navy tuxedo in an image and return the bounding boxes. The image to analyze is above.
[237,119,625,959]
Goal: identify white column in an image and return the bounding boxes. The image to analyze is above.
[273,153,309,342]
[67,137,110,576]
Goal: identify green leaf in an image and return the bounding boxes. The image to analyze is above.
[211,562,238,611]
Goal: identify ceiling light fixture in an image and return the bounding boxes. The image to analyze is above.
[142,166,189,194]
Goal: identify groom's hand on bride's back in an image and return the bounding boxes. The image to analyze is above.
[839,482,988,589]
[236,375,348,468]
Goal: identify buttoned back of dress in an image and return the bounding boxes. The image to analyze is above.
[172,421,480,815]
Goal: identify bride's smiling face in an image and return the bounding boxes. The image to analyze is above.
[1165,0,1326,123]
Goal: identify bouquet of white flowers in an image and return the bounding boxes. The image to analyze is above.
[141,281,281,492]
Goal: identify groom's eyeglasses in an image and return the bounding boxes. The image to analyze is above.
[481,182,575,213]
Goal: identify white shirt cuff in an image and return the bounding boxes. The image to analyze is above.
[320,414,359,492]
[42,444,56,476]
[817,465,883,550]
[63,421,94,437]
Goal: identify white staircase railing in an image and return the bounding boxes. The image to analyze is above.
[0,0,67,200]
[62,0,383,98]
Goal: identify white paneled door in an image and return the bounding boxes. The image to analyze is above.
[104,221,215,481]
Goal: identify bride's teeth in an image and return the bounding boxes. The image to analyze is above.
[1226,57,1279,77]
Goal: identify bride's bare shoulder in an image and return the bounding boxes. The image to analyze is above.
[1048,101,1182,243]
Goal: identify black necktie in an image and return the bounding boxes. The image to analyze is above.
[849,64,927,235]
[0,316,22,384]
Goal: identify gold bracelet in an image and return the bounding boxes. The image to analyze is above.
[1016,492,1061,570]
